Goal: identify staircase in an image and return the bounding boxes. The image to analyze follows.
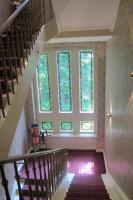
[65,174,111,200]
[0,148,67,200]
[0,0,54,119]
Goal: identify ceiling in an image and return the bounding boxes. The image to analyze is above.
[50,0,120,43]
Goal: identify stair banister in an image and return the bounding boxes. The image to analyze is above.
[0,0,54,118]
[0,148,68,200]
[0,0,29,35]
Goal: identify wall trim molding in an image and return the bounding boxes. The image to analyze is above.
[105,173,130,200]
[103,151,130,200]
[96,149,103,152]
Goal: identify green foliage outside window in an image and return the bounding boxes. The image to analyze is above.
[37,54,51,112]
[80,121,94,132]
[60,121,72,131]
[41,122,53,130]
[57,52,72,112]
[80,51,94,112]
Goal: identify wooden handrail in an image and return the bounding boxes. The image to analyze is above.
[0,0,54,118]
[0,0,29,35]
[0,148,67,164]
[0,148,67,200]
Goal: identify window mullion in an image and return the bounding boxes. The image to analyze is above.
[71,49,80,134]
[49,49,59,134]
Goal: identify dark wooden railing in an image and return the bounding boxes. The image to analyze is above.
[0,148,68,200]
[0,0,54,118]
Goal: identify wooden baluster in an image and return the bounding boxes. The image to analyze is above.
[0,82,5,117]
[35,0,40,35]
[38,157,45,199]
[60,151,63,182]
[13,161,24,200]
[49,0,54,19]
[56,150,60,187]
[18,12,27,60]
[24,159,34,200]
[25,4,31,54]
[6,34,15,94]
[26,2,34,50]
[57,151,60,186]
[10,23,19,83]
[54,151,58,191]
[64,149,68,175]
[45,0,50,24]
[31,158,40,200]
[50,153,55,194]
[21,9,29,57]
[50,153,55,195]
[30,0,36,45]
[58,150,61,184]
[32,0,37,39]
[1,39,10,105]
[55,151,58,187]
[40,0,44,25]
[46,155,52,199]
[37,0,40,33]
[0,164,11,200]
[41,0,45,24]
[39,0,43,28]
[62,150,65,177]
[14,18,23,74]
[42,157,49,200]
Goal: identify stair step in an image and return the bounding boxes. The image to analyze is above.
[22,183,47,198]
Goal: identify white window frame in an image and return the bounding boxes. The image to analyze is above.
[33,47,97,135]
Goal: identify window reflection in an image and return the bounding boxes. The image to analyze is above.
[67,161,94,175]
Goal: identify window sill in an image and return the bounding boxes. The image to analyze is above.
[46,133,96,137]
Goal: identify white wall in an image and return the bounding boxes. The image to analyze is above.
[46,135,96,150]
[9,109,28,156]
[105,0,133,199]
[0,109,29,199]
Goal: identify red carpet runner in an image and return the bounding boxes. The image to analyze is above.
[64,174,111,200]
[20,150,110,199]
[65,150,111,200]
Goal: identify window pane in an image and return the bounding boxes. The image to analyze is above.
[60,121,72,131]
[57,51,72,112]
[41,122,53,130]
[80,51,94,112]
[37,54,51,112]
[80,121,94,132]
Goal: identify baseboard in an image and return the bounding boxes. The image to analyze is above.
[105,173,130,200]
[102,151,129,200]
[103,150,108,173]
[96,149,104,152]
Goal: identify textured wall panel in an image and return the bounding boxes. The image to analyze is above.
[105,0,133,199]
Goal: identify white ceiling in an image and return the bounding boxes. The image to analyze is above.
[52,0,120,32]
[50,0,120,43]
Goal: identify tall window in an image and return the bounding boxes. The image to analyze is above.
[57,51,72,112]
[37,54,51,112]
[36,49,95,134]
[80,51,94,113]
